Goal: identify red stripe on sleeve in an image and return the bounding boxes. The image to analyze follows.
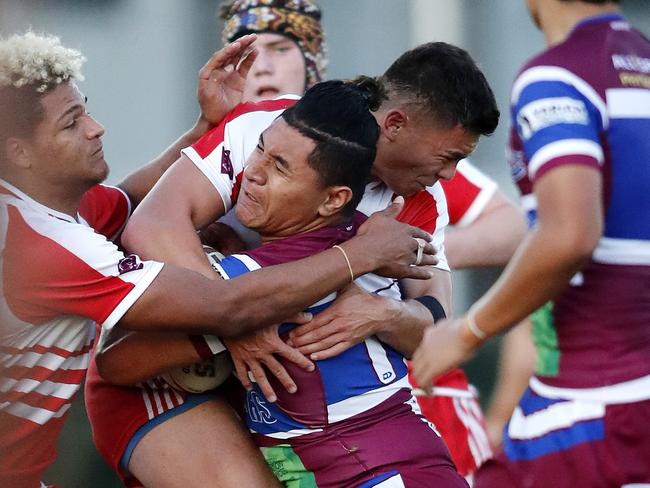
[397,191,439,234]
[79,185,130,239]
[440,172,481,226]
[192,98,297,159]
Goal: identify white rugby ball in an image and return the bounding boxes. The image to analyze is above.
[162,351,233,394]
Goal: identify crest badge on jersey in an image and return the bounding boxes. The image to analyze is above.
[221,148,234,180]
[117,254,144,274]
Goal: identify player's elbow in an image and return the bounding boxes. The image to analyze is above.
[95,350,138,386]
[121,211,155,257]
[548,220,601,270]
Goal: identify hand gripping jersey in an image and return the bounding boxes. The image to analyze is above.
[485,14,650,480]
[0,181,163,488]
[185,99,496,475]
[214,223,469,487]
[214,219,411,438]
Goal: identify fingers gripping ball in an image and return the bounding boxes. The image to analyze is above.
[162,246,233,393]
[161,352,234,394]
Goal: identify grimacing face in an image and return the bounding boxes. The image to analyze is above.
[23,82,107,194]
[242,33,307,102]
[235,118,335,239]
[373,122,479,197]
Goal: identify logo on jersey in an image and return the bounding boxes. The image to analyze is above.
[221,148,234,179]
[517,97,588,140]
[506,147,527,182]
[117,254,144,274]
[246,391,277,425]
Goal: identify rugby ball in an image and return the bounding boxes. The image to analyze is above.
[160,246,232,393]
[161,351,233,394]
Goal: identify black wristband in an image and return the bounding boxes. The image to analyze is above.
[413,296,447,323]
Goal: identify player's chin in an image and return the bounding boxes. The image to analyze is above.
[234,205,262,230]
[86,162,110,186]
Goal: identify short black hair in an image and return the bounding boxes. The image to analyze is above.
[281,80,384,216]
[381,42,499,136]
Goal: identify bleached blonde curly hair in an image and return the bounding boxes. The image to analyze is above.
[0,31,85,93]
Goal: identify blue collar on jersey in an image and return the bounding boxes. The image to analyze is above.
[573,12,625,32]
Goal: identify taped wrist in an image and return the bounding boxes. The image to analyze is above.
[413,296,447,323]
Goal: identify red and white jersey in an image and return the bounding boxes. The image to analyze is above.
[0,180,163,488]
[442,159,497,228]
[183,97,455,271]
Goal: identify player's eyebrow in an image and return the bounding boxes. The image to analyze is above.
[56,103,84,124]
[258,131,290,169]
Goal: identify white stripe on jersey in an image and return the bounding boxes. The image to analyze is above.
[141,388,155,420]
[372,473,406,487]
[511,66,609,129]
[2,348,89,371]
[365,338,398,385]
[528,138,604,178]
[507,399,605,441]
[327,376,412,423]
[454,160,498,228]
[231,253,262,271]
[529,374,650,404]
[453,396,492,465]
[606,88,650,118]
[2,400,71,425]
[1,378,80,400]
[102,261,164,330]
[257,426,324,440]
[593,237,650,265]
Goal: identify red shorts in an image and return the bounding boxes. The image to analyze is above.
[408,366,493,477]
[84,356,210,485]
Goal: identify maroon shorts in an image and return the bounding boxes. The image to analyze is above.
[257,390,469,488]
[476,394,650,488]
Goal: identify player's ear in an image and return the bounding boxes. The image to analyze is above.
[319,186,353,217]
[382,108,408,142]
[5,137,32,169]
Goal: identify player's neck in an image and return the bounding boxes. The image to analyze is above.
[259,215,348,244]
[5,173,86,217]
[540,3,620,47]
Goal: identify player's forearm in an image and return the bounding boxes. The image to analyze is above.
[96,332,200,385]
[118,117,212,208]
[379,269,452,356]
[468,224,594,338]
[376,298,432,357]
[120,243,379,336]
[445,201,527,269]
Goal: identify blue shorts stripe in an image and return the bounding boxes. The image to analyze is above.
[358,470,400,488]
[503,418,605,461]
[518,388,567,416]
[119,393,214,473]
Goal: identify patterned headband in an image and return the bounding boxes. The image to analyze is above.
[221,0,328,88]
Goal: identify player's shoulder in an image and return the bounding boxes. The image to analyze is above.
[226,95,299,121]
[512,39,604,109]
[191,96,299,159]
